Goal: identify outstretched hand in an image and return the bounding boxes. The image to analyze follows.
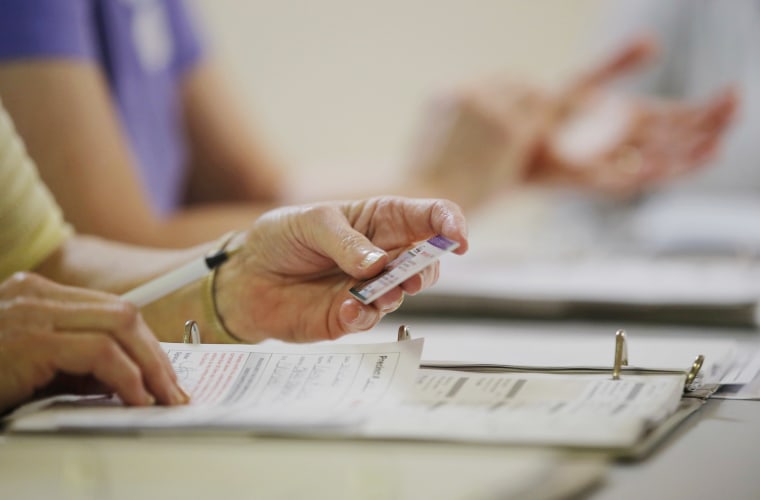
[530,37,739,196]
[215,197,468,343]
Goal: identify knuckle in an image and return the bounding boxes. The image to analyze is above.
[431,198,456,222]
[93,337,123,363]
[302,204,334,224]
[3,272,43,296]
[5,295,40,314]
[337,232,365,256]
[100,356,143,394]
[110,301,140,331]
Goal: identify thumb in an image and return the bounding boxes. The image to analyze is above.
[305,206,388,279]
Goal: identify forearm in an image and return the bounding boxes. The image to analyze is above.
[34,235,211,293]
[182,61,288,205]
[0,61,279,249]
[33,235,222,343]
[72,201,273,249]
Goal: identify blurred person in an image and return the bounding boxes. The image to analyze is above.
[0,0,735,249]
[0,97,469,413]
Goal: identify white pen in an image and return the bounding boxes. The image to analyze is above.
[120,246,237,307]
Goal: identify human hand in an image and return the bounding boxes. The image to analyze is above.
[530,37,739,196]
[405,78,552,211]
[215,197,468,343]
[0,273,188,413]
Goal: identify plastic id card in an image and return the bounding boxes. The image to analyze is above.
[349,235,460,304]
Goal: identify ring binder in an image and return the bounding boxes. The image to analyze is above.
[684,355,705,391]
[8,320,717,461]
[179,319,708,394]
[397,325,411,341]
[183,320,202,345]
[608,328,705,392]
[612,329,628,380]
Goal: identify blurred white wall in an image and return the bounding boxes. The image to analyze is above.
[190,0,604,192]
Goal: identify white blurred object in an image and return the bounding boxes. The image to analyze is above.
[552,93,634,166]
[630,192,760,256]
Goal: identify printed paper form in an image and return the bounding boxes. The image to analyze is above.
[365,370,685,448]
[7,338,688,450]
[8,339,423,432]
[168,343,402,408]
[712,345,760,400]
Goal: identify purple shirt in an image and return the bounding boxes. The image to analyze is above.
[0,0,204,215]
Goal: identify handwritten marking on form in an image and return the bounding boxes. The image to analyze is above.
[167,348,401,409]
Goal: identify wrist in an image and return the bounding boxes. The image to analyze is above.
[201,232,245,344]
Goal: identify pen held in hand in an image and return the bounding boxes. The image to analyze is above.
[120,247,237,307]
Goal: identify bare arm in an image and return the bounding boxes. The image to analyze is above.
[0,61,275,247]
[181,61,288,205]
[33,233,215,342]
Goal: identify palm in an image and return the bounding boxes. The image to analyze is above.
[533,89,737,196]
[529,37,738,196]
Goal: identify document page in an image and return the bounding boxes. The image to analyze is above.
[364,369,686,448]
[7,338,688,450]
[712,346,760,400]
[8,339,423,432]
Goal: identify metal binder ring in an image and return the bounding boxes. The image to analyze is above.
[684,355,705,389]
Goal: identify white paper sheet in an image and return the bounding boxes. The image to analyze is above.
[364,369,685,448]
[7,337,688,450]
[8,339,423,432]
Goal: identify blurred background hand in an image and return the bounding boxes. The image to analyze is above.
[530,37,739,197]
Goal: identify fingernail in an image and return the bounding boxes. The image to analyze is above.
[171,386,190,405]
[382,296,405,313]
[178,386,192,404]
[348,306,373,330]
[360,250,385,270]
[145,394,156,406]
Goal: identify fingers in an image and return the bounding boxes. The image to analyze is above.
[359,197,469,254]
[0,274,188,408]
[4,295,184,405]
[626,87,740,182]
[423,199,469,255]
[0,272,115,303]
[692,88,739,133]
[302,204,390,280]
[45,333,157,406]
[338,263,438,335]
[557,83,741,197]
[338,298,381,333]
[54,302,183,405]
[566,36,657,100]
[304,198,468,281]
[400,262,440,295]
[372,287,405,314]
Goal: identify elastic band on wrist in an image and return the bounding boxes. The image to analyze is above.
[201,231,244,344]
